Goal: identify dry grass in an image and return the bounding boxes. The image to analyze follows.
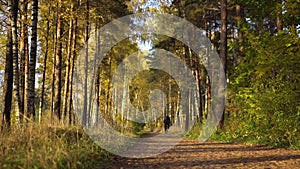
[0,119,111,169]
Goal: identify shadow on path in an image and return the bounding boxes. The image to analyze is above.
[109,134,300,169]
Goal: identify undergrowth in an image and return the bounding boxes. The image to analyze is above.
[0,122,111,169]
[184,119,300,150]
[209,116,300,150]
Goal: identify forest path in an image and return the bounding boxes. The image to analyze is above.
[109,133,300,169]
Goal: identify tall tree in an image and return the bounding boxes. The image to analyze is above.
[62,2,74,122]
[2,4,13,127]
[68,17,78,125]
[11,0,21,120]
[82,0,89,127]
[25,0,38,118]
[219,0,227,129]
[54,0,63,121]
[19,0,29,121]
[39,8,50,123]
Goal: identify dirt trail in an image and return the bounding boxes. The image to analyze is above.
[109,133,300,169]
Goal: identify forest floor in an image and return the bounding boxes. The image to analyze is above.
[108,133,300,169]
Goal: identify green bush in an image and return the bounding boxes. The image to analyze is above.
[213,32,300,149]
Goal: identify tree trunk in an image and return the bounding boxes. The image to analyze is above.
[39,9,50,123]
[2,19,13,128]
[51,13,57,121]
[25,0,38,119]
[176,90,180,127]
[219,0,227,129]
[205,74,210,119]
[82,0,89,127]
[68,18,78,125]
[54,0,63,121]
[276,1,283,33]
[185,89,190,131]
[235,4,244,64]
[120,63,127,122]
[11,0,21,122]
[87,23,99,126]
[19,0,29,121]
[236,4,243,43]
[95,67,100,125]
[63,16,74,122]
[195,67,203,123]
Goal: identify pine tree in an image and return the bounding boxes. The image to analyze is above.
[54,0,63,121]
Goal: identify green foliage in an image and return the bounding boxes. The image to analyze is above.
[219,31,300,148]
[185,122,203,139]
[127,121,145,133]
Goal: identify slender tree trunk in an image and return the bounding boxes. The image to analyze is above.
[25,0,38,119]
[68,18,78,125]
[188,88,191,122]
[276,1,283,33]
[87,23,99,126]
[82,0,89,127]
[2,20,13,128]
[105,56,112,125]
[121,64,127,122]
[63,17,74,122]
[39,9,50,123]
[195,67,203,123]
[54,0,63,121]
[93,0,101,127]
[185,89,189,131]
[11,0,21,122]
[205,74,210,119]
[51,12,57,120]
[176,90,180,127]
[95,66,100,125]
[219,0,227,129]
[19,0,28,121]
[204,18,211,121]
[235,4,244,65]
[236,4,243,43]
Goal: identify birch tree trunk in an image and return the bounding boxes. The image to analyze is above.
[25,0,38,119]
[87,23,99,126]
[51,9,58,120]
[19,0,29,121]
[2,16,13,127]
[11,0,21,121]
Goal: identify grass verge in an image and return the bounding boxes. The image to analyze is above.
[0,122,111,169]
